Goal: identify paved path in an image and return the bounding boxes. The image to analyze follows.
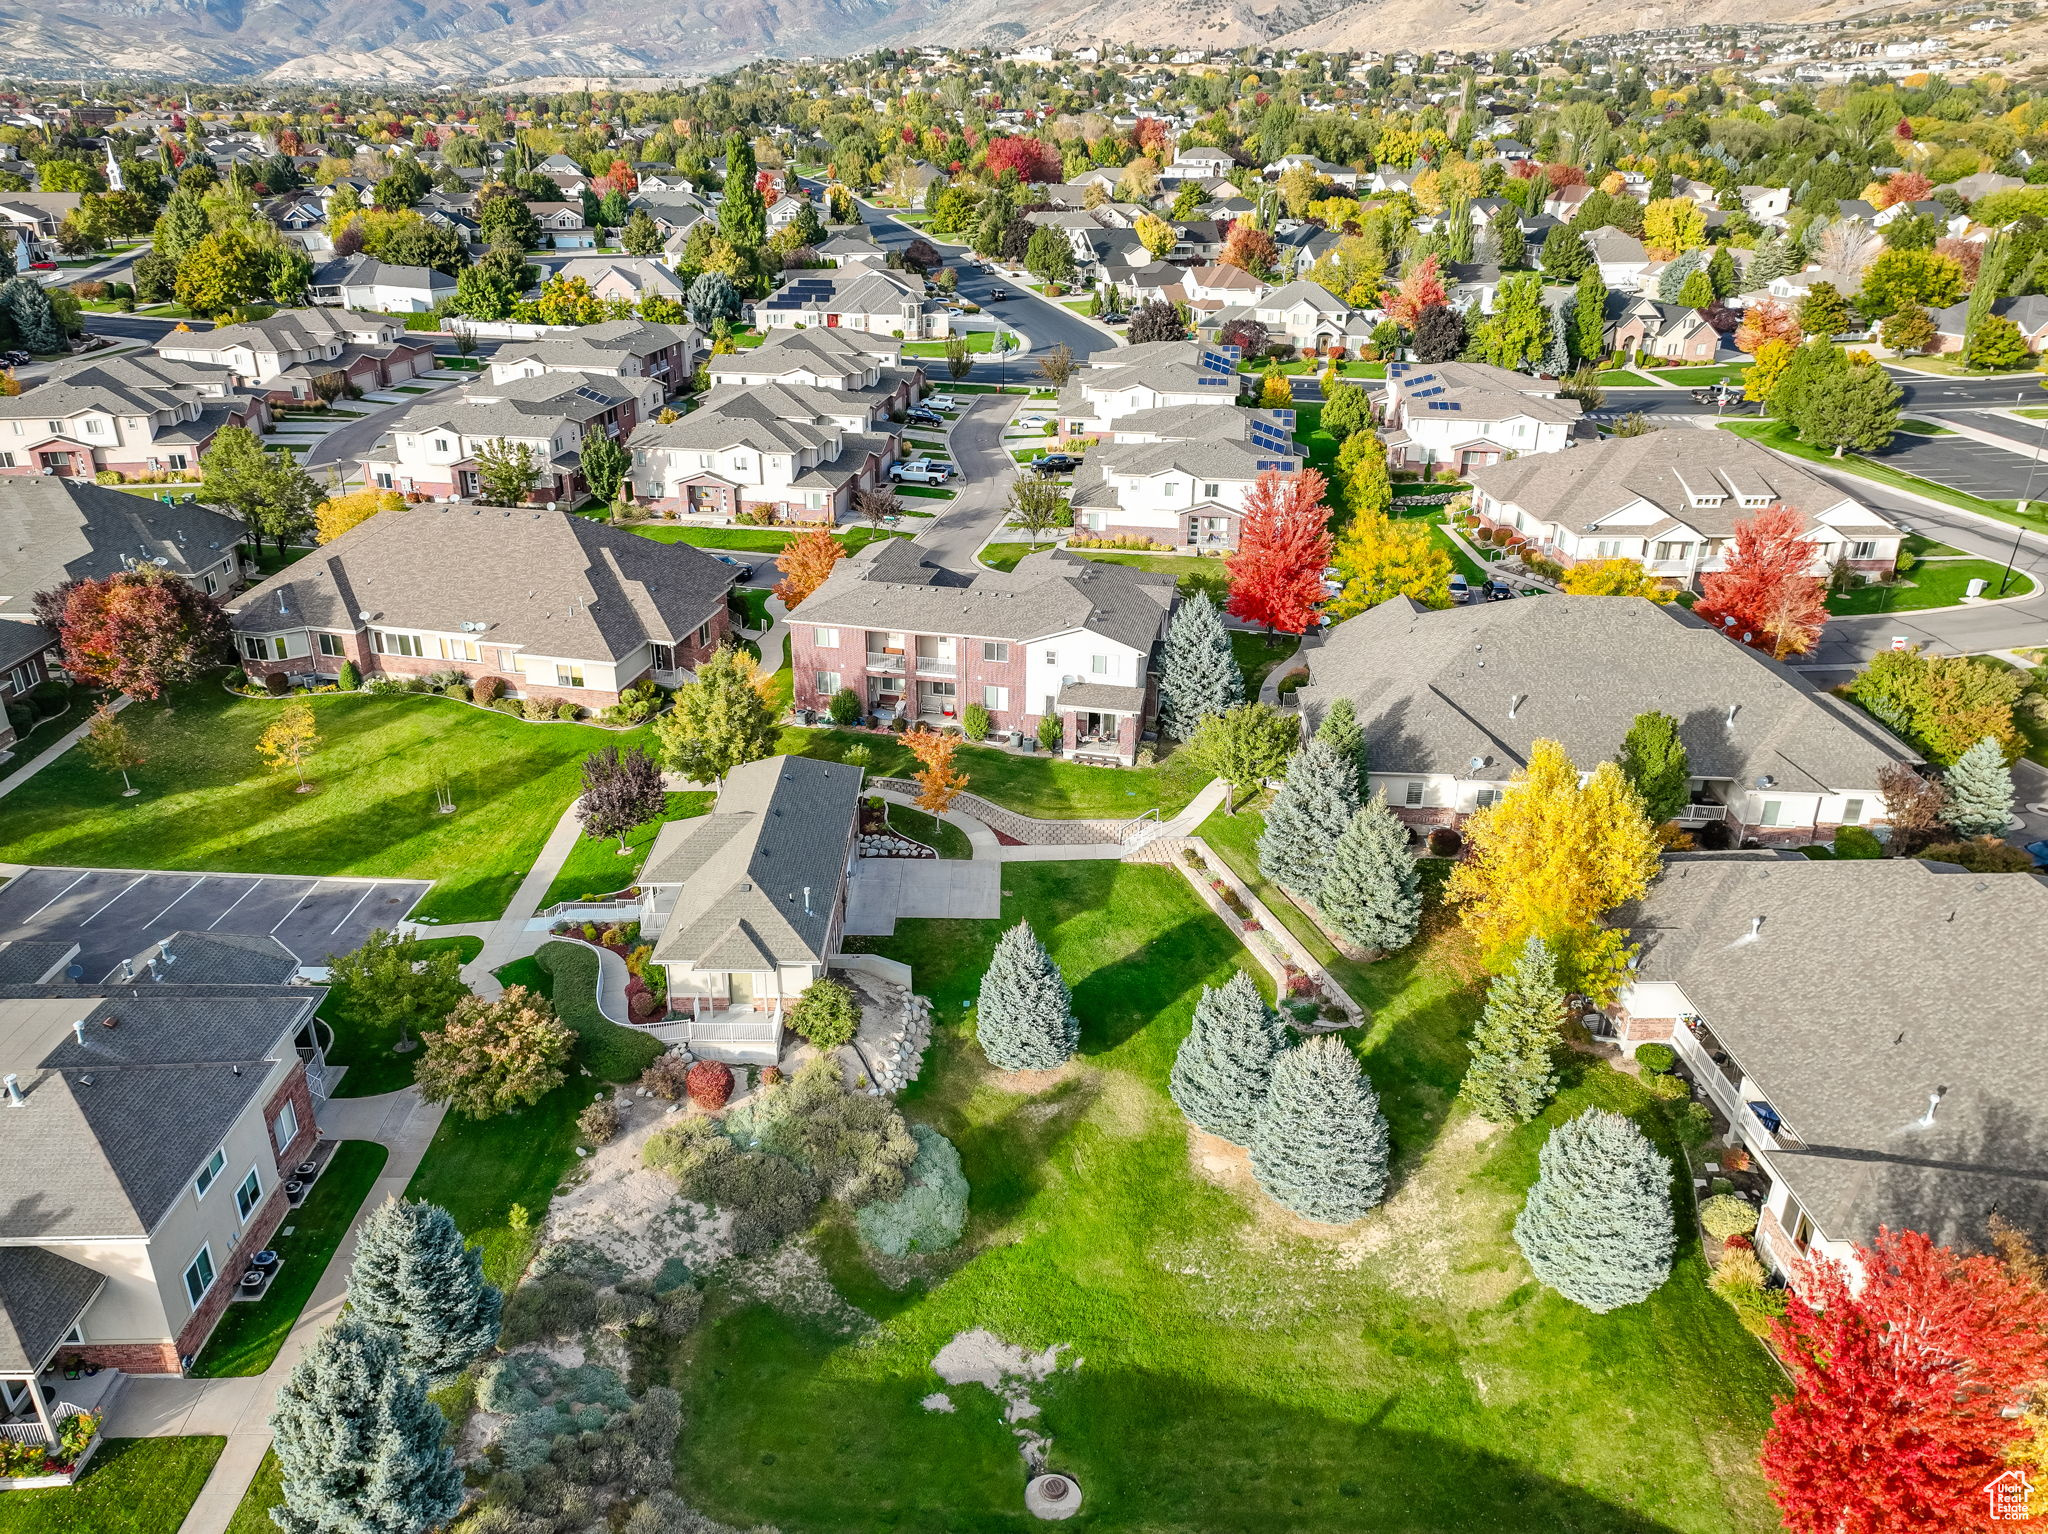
[462,798,589,997]
[0,692,131,797]
[911,393,1026,568]
[843,857,1002,936]
[102,1088,445,1534]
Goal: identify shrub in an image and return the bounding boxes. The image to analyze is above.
[335,659,361,690]
[522,694,555,721]
[745,1058,916,1206]
[1920,837,2036,873]
[490,696,520,715]
[1635,1043,1676,1074]
[264,670,291,696]
[578,1096,623,1145]
[1643,1070,1690,1102]
[1833,824,1883,859]
[1699,1193,1760,1240]
[556,700,581,721]
[644,1116,819,1256]
[685,1059,733,1109]
[639,1052,692,1100]
[497,1274,600,1348]
[962,701,990,742]
[1036,713,1063,751]
[473,674,503,704]
[1707,1246,1789,1337]
[828,686,864,725]
[445,683,470,702]
[1426,827,1462,857]
[788,976,860,1050]
[855,1125,969,1256]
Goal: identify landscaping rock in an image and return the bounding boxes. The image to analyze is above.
[845,972,934,1094]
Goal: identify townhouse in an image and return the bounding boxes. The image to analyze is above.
[1211,279,1379,354]
[1376,360,1582,475]
[1293,595,1914,845]
[790,540,1175,765]
[0,355,271,483]
[486,319,700,399]
[1067,403,1301,548]
[0,192,82,262]
[152,308,438,403]
[1466,431,1903,587]
[227,503,732,708]
[307,255,456,314]
[755,266,950,339]
[1056,341,1247,434]
[1584,226,1654,291]
[555,258,687,306]
[361,369,660,504]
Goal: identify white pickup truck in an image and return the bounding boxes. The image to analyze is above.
[889,458,958,485]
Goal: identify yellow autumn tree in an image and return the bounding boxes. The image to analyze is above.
[1559,558,1676,602]
[257,699,320,790]
[1329,513,1452,616]
[1446,739,1662,998]
[316,488,405,544]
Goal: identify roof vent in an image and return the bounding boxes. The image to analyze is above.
[2,1074,21,1107]
[1508,694,1525,719]
[1906,1085,1948,1132]
[1725,704,1740,728]
[73,1019,85,1046]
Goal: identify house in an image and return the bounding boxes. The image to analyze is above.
[817,233,888,265]
[307,255,456,314]
[1376,360,1582,475]
[361,370,661,504]
[1177,263,1270,318]
[0,192,82,261]
[1583,226,1654,291]
[1264,154,1359,191]
[627,388,898,526]
[764,194,814,234]
[630,191,709,241]
[700,325,918,415]
[1056,341,1246,434]
[755,266,950,339]
[1067,403,1300,548]
[1161,147,1235,185]
[1100,259,1186,308]
[226,503,732,707]
[1928,293,2048,355]
[1466,429,1903,586]
[0,478,247,752]
[791,540,1176,764]
[152,308,438,403]
[487,319,700,396]
[0,354,271,483]
[1609,297,1723,362]
[1737,185,1792,224]
[525,204,597,249]
[0,970,326,1406]
[1608,856,2048,1285]
[1295,595,1914,842]
[637,754,865,1063]
[555,258,686,306]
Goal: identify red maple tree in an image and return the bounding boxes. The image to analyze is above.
[1225,468,1333,635]
[983,136,1061,184]
[1693,504,1828,660]
[1383,254,1448,328]
[1733,298,1802,356]
[43,566,232,701]
[1219,223,1280,279]
[1764,1227,2048,1534]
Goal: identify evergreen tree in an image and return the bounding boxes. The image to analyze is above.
[1540,225,1592,283]
[1257,739,1359,900]
[1539,292,1573,376]
[1460,935,1564,1125]
[975,920,1078,1071]
[269,1316,462,1534]
[1156,592,1242,738]
[0,277,66,353]
[1512,1108,1675,1312]
[1941,735,2016,837]
[345,1198,502,1381]
[1655,249,1705,304]
[1318,797,1421,955]
[1168,970,1287,1146]
[1675,269,1714,308]
[718,131,766,251]
[1746,235,1794,287]
[1313,696,1369,800]
[1617,710,1691,824]
[1574,268,1608,363]
[1706,245,1739,300]
[1249,1036,1391,1222]
[1797,280,1852,338]
[1491,218,1528,271]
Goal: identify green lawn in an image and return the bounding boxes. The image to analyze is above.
[187,1141,390,1377]
[0,1437,226,1534]
[1231,629,1298,696]
[222,1450,283,1534]
[626,525,902,554]
[884,802,973,859]
[540,791,715,908]
[1658,365,1750,386]
[1883,354,2038,379]
[1896,419,1955,436]
[0,687,636,926]
[1719,419,2043,533]
[688,859,1780,1534]
[1597,369,1657,386]
[895,485,957,500]
[731,586,772,630]
[322,935,481,1098]
[1236,358,1386,378]
[404,943,662,1288]
[1827,559,2037,615]
[902,331,997,356]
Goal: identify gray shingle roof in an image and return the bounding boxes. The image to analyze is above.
[0,1247,106,1373]
[0,477,246,623]
[135,932,301,987]
[1622,855,2048,1246]
[1296,596,1915,793]
[492,319,690,372]
[0,941,76,986]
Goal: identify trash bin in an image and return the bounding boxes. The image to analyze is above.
[1966,578,1988,599]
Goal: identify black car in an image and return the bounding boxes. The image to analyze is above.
[1032,453,1081,476]
[1482,579,1517,601]
[904,407,944,427]
[987,286,1012,301]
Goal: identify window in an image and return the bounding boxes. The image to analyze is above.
[1842,798,1865,824]
[273,1099,299,1155]
[1202,482,1220,499]
[982,641,1009,663]
[317,633,347,657]
[816,670,841,694]
[374,631,423,657]
[195,1147,226,1199]
[1760,800,1783,827]
[1850,540,1877,560]
[1791,1204,1815,1250]
[1090,655,1109,674]
[1474,788,1501,809]
[813,627,839,648]
[241,636,286,662]
[1043,650,1057,665]
[1404,781,1424,806]
[555,665,584,688]
[433,437,449,453]
[983,685,1008,710]
[168,453,189,472]
[444,639,478,662]
[235,1168,262,1222]
[373,470,393,489]
[1655,541,1690,561]
[183,1246,216,1308]
[0,452,12,468]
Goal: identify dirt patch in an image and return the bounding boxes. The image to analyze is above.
[930,1329,1078,1471]
[542,1092,734,1275]
[989,1063,1078,1096]
[726,1236,871,1336]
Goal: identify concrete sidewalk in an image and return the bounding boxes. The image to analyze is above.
[461,798,589,997]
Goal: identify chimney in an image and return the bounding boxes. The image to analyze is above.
[3,1074,21,1107]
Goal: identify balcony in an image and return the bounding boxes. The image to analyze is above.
[1679,802,1730,823]
[911,658,957,678]
[864,652,905,674]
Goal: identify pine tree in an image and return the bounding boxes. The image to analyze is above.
[1512,1109,1675,1312]
[1249,1036,1391,1223]
[345,1198,502,1381]
[1574,268,1608,363]
[1491,218,1528,271]
[269,1316,462,1534]
[1540,225,1592,283]
[1655,249,1705,304]
[1318,798,1421,955]
[1940,735,2016,838]
[1257,739,1359,900]
[1168,971,1287,1145]
[1156,591,1243,739]
[1314,696,1369,800]
[1460,935,1564,1124]
[975,920,1078,1071]
[1617,711,1691,824]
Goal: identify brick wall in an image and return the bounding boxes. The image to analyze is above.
[264,1070,319,1172]
[173,1179,294,1365]
[65,1340,180,1374]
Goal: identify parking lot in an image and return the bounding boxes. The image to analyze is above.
[0,869,430,983]
[1867,431,2040,500]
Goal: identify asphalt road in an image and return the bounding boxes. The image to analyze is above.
[907,393,1028,567]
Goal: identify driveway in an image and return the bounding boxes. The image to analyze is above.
[910,394,1026,566]
[0,868,428,981]
[842,858,1000,937]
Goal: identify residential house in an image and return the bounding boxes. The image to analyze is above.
[1928,293,2048,355]
[627,393,897,525]
[817,233,888,265]
[1292,595,1914,843]
[227,504,732,707]
[1178,262,1270,318]
[630,191,709,242]
[1162,147,1236,185]
[791,540,1175,764]
[1609,297,1723,362]
[526,204,597,249]
[1056,341,1246,434]
[1170,219,1228,263]
[0,192,82,261]
[307,255,456,314]
[1210,280,1380,354]
[1067,403,1300,548]
[1376,360,1582,474]
[1584,226,1654,291]
[1099,259,1186,309]
[755,266,950,339]
[1737,185,1792,224]
[637,755,864,1063]
[764,195,814,234]
[1264,154,1360,191]
[487,319,700,398]
[1608,856,2048,1286]
[153,308,438,403]
[0,355,271,483]
[554,259,686,306]
[1466,427,1903,587]
[361,370,660,504]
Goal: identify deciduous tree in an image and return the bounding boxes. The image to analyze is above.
[1694,504,1829,659]
[1461,934,1564,1124]
[1559,558,1672,601]
[1249,1037,1390,1223]
[1319,382,1374,443]
[1879,303,1939,356]
[578,744,666,851]
[415,985,574,1119]
[1127,299,1185,344]
[327,927,468,1054]
[44,564,230,700]
[315,488,404,544]
[975,920,1077,1072]
[904,725,968,814]
[1513,1109,1674,1312]
[1617,710,1691,825]
[773,527,844,607]
[258,699,320,789]
[1187,702,1298,812]
[1328,511,1451,616]
[578,429,630,505]
[653,645,778,782]
[1849,647,2025,765]
[1226,467,1332,634]
[1169,970,1286,1146]
[1410,302,1466,362]
[474,437,542,506]
[345,1198,502,1381]
[1734,298,1802,356]
[79,702,144,795]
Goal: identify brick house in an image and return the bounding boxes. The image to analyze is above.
[0,355,272,482]
[1606,856,2048,1287]
[1607,297,1722,362]
[1466,431,1903,589]
[1066,403,1300,549]
[226,502,733,710]
[790,541,1174,765]
[1292,595,1915,845]
[152,308,439,404]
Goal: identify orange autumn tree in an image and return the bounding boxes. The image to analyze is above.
[1734,298,1802,356]
[1225,466,1334,635]
[904,726,969,813]
[1694,504,1828,660]
[1382,253,1448,328]
[773,528,844,608]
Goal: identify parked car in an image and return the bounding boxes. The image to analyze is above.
[2028,839,2048,870]
[0,350,28,366]
[1015,413,1052,429]
[889,458,957,485]
[1032,453,1081,476]
[710,553,755,581]
[1482,579,1517,601]
[925,394,960,411]
[1448,573,1471,603]
[904,407,944,427]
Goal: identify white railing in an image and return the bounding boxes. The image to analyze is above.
[0,1406,88,1446]
[540,898,641,922]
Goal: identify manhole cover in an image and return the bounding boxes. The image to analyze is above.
[1026,1473,1083,1520]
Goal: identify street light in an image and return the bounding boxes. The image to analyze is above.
[2001,387,2048,595]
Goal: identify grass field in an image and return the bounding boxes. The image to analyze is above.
[682,859,1781,1534]
[0,687,647,925]
[222,1451,283,1534]
[885,802,974,859]
[1231,630,1298,696]
[903,331,997,356]
[322,935,481,1098]
[539,790,715,908]
[187,1141,390,1377]
[0,1438,225,1534]
[1896,419,1956,436]
[1597,369,1657,386]
[1659,365,1751,386]
[624,525,903,554]
[1828,558,2036,614]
